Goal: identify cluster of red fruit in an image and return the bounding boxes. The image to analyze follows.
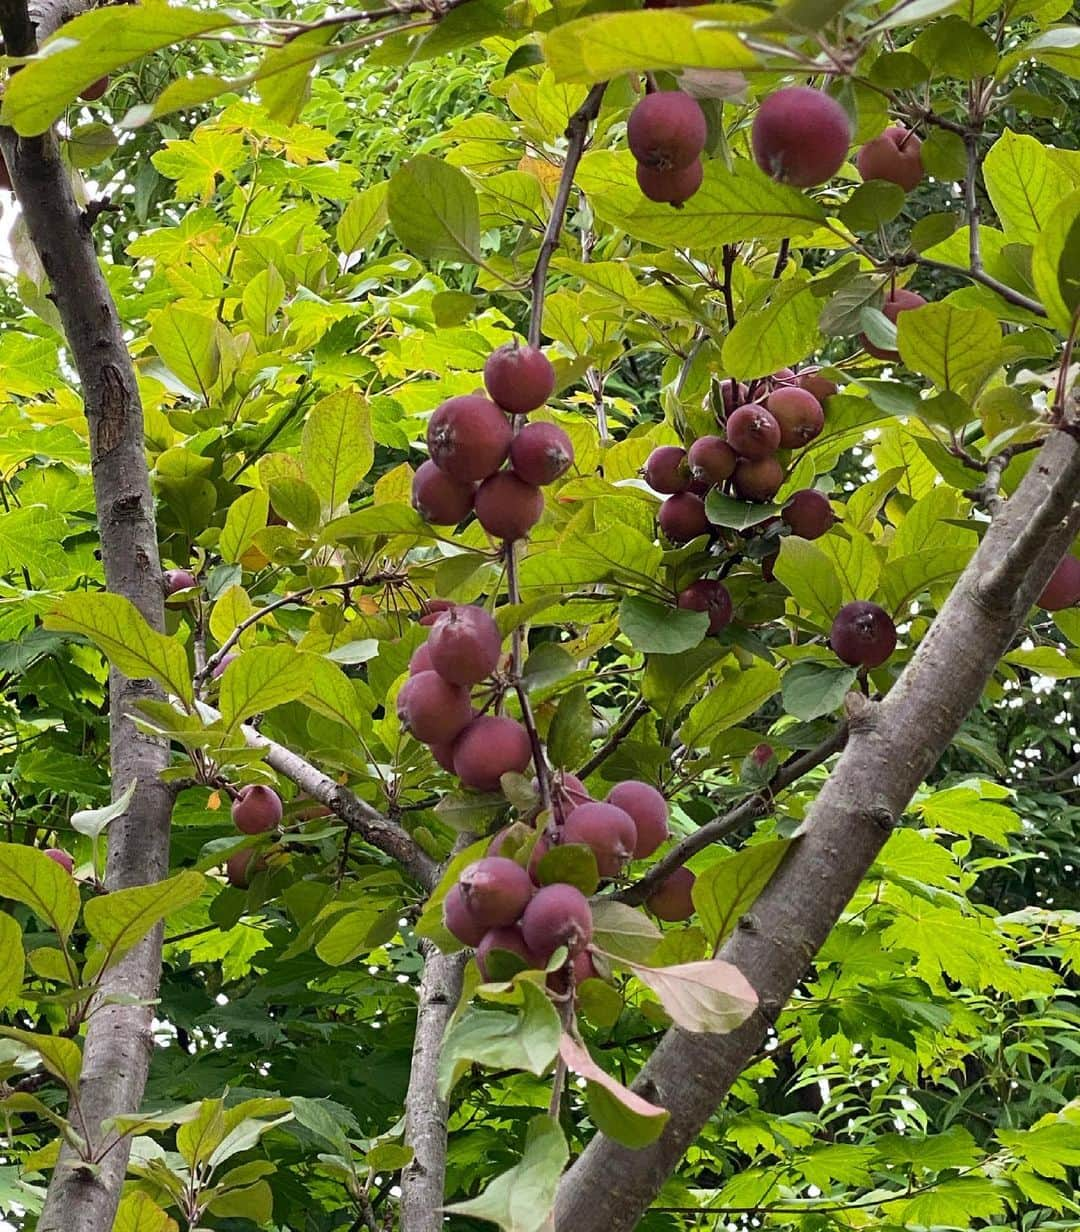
[646,366,838,550]
[226,784,282,887]
[410,342,574,537]
[627,89,708,206]
[442,775,695,983]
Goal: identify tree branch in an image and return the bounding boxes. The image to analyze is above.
[615,722,849,907]
[555,426,1080,1232]
[902,254,1046,318]
[575,698,650,780]
[0,3,174,1229]
[400,942,467,1232]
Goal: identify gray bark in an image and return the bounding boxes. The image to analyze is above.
[401,944,467,1232]
[0,3,173,1229]
[555,424,1080,1232]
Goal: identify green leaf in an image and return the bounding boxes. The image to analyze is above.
[0,1028,82,1091]
[921,128,968,180]
[219,489,269,564]
[444,1115,568,1232]
[338,182,389,256]
[220,645,315,733]
[301,389,375,515]
[536,844,599,896]
[388,155,481,262]
[148,305,222,398]
[839,181,906,231]
[84,871,204,977]
[913,16,998,77]
[693,839,794,948]
[590,899,662,963]
[544,11,755,82]
[546,685,593,770]
[266,477,322,535]
[559,1034,669,1147]
[241,265,286,336]
[0,914,24,1009]
[1032,188,1080,333]
[819,276,885,337]
[619,595,707,654]
[177,1099,226,1169]
[773,535,844,626]
[0,4,235,135]
[1006,26,1080,79]
[300,655,370,735]
[438,981,560,1098]
[680,664,781,750]
[897,302,1002,396]
[207,1180,273,1223]
[722,280,823,381]
[782,661,857,721]
[705,490,784,530]
[577,152,825,250]
[0,844,80,941]
[114,1192,178,1232]
[983,129,1076,245]
[255,28,331,125]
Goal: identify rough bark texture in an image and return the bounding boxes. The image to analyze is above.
[555,425,1080,1232]
[401,944,468,1232]
[1,3,173,1229]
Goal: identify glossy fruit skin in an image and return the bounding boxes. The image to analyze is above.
[232,785,283,835]
[862,288,927,360]
[766,387,824,449]
[782,489,835,540]
[212,652,238,679]
[520,883,593,961]
[411,459,475,525]
[636,157,703,206]
[474,472,545,541]
[45,848,74,874]
[483,343,556,414]
[752,86,851,187]
[677,578,733,635]
[726,404,782,460]
[563,801,638,878]
[427,395,512,482]
[658,492,709,543]
[606,780,669,859]
[1038,555,1080,610]
[732,456,785,502]
[427,605,502,685]
[453,715,533,792]
[164,568,197,595]
[444,883,488,946]
[797,368,839,402]
[830,600,897,668]
[510,421,574,486]
[477,926,540,980]
[644,445,691,494]
[688,435,737,484]
[397,671,473,745]
[627,91,707,171]
[459,856,535,928]
[647,867,696,922]
[80,76,109,101]
[857,125,924,192]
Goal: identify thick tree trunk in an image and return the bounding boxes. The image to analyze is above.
[0,4,173,1228]
[556,425,1080,1232]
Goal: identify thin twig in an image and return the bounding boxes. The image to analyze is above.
[903,254,1046,318]
[575,699,649,780]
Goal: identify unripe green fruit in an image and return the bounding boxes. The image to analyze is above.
[163,568,197,596]
[644,445,691,494]
[636,157,703,206]
[677,578,733,635]
[444,883,487,946]
[477,925,540,981]
[411,459,475,525]
[752,86,851,187]
[782,489,835,540]
[857,125,924,192]
[627,90,707,171]
[606,780,669,859]
[688,435,737,485]
[766,387,824,449]
[45,848,74,874]
[427,395,512,482]
[510,421,574,486]
[658,492,708,543]
[397,670,473,745]
[1038,555,1080,610]
[232,785,283,835]
[483,342,556,414]
[563,801,637,878]
[732,456,785,502]
[862,288,927,360]
[797,368,838,402]
[453,715,533,791]
[427,605,502,685]
[520,883,593,960]
[727,404,782,459]
[458,856,534,928]
[474,471,544,541]
[647,867,696,922]
[830,600,897,668]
